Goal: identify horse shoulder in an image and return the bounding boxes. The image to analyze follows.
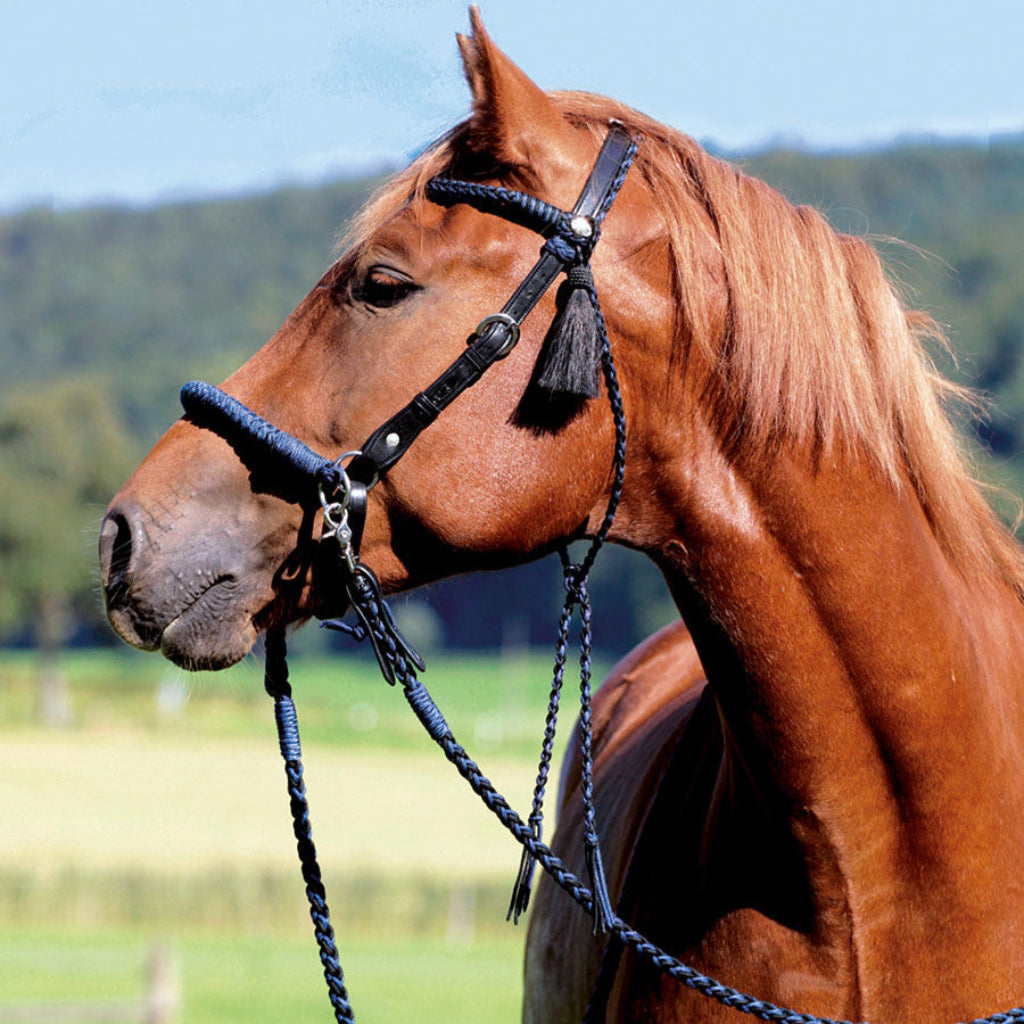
[523,619,709,1024]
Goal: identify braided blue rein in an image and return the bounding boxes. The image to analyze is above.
[264,626,354,1024]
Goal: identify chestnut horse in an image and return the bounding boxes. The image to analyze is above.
[100,11,1024,1024]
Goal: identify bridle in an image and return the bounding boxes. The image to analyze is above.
[181,123,637,567]
[181,123,636,1021]
[175,123,1024,1024]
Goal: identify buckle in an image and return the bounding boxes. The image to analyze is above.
[471,312,521,359]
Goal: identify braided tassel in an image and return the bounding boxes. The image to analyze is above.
[584,831,615,935]
[536,265,601,399]
[507,813,543,924]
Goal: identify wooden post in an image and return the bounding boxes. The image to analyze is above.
[446,884,476,945]
[144,942,180,1024]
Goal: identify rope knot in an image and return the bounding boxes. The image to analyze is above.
[317,462,347,499]
[542,217,601,267]
[542,234,579,264]
[565,263,594,290]
[563,564,589,607]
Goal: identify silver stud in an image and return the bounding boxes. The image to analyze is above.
[569,215,593,239]
[385,431,400,448]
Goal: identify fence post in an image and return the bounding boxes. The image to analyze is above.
[446,884,476,945]
[145,942,180,1024]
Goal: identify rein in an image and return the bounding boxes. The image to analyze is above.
[176,125,1024,1024]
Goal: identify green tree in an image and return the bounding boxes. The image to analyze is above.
[0,378,136,723]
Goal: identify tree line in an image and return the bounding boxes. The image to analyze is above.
[1,133,1022,662]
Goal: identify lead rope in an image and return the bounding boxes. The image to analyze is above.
[264,625,355,1024]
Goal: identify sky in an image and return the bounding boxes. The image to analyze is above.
[2,0,1020,212]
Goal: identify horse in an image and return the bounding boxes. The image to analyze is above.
[99,9,1024,1023]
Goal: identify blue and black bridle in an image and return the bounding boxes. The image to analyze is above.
[172,123,637,1023]
[179,123,637,576]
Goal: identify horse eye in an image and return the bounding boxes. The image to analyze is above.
[355,266,417,309]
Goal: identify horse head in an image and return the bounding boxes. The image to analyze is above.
[99,11,673,670]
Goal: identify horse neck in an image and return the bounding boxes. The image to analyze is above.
[623,421,1024,895]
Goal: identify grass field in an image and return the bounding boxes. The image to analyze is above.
[0,646,589,1020]
[0,732,535,876]
[0,926,525,1023]
[0,645,598,757]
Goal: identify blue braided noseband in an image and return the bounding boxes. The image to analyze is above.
[181,380,346,507]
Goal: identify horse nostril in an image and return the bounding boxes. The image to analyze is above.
[99,509,135,609]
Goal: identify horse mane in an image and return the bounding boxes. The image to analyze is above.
[343,93,1024,599]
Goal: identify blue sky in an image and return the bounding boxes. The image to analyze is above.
[2,0,1020,211]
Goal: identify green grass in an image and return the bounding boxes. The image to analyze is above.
[0,926,524,1023]
[0,646,584,1021]
[0,646,603,759]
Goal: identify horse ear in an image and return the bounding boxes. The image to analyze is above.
[457,7,573,172]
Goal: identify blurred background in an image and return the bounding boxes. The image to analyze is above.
[1,1,1022,1020]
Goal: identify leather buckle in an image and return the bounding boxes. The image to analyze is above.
[472,312,521,359]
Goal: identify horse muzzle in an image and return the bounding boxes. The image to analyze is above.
[99,498,266,670]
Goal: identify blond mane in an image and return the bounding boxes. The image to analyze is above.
[343,93,1024,598]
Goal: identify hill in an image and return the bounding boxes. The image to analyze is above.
[0,179,371,436]
[1,134,1022,652]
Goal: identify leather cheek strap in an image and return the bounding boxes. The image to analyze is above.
[349,125,636,485]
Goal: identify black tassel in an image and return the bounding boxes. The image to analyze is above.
[507,815,542,924]
[536,264,601,399]
[584,831,615,934]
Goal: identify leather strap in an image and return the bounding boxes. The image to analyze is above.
[350,126,636,483]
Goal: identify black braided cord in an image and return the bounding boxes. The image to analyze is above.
[264,627,355,1024]
[506,594,569,924]
[508,272,627,926]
